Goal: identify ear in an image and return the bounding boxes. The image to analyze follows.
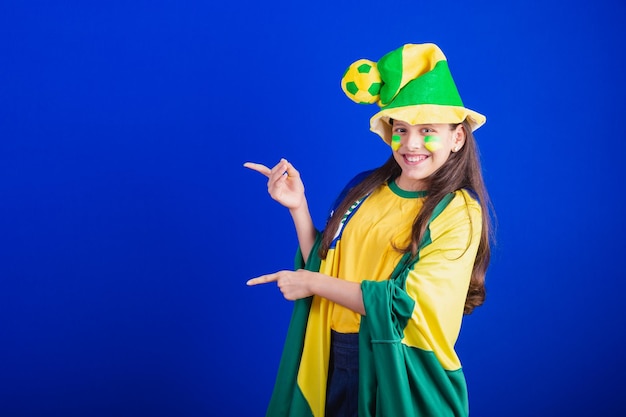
[452,124,466,152]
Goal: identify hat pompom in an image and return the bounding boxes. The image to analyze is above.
[341,59,382,105]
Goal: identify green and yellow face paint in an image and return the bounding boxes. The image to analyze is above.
[424,135,442,152]
[391,134,401,151]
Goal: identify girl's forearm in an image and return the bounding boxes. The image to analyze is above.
[309,273,365,316]
[289,200,317,263]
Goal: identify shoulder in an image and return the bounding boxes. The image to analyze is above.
[431,189,482,235]
[329,169,375,212]
[448,189,482,215]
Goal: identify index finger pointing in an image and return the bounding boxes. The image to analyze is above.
[246,273,278,286]
[243,162,272,178]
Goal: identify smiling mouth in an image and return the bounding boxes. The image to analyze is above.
[404,154,428,164]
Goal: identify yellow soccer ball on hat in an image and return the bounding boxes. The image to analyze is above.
[341,59,382,104]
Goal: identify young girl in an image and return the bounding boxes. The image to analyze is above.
[245,43,492,417]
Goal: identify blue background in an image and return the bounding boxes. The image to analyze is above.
[2,0,625,416]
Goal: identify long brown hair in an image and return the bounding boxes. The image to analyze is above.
[319,120,493,314]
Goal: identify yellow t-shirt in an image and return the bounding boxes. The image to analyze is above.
[320,180,426,333]
[318,180,481,369]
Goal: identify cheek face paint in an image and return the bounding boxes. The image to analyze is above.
[391,134,401,151]
[424,135,442,152]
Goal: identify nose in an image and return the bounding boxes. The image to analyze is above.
[405,132,422,150]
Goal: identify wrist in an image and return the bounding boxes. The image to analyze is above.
[289,198,308,213]
[306,271,323,296]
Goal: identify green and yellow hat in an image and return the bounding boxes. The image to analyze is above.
[341,43,486,145]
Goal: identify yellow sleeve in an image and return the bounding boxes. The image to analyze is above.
[402,190,482,370]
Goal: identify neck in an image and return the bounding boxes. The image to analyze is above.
[395,176,427,192]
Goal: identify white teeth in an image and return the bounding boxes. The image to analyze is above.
[406,155,427,162]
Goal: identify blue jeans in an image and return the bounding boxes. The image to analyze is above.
[325,331,359,417]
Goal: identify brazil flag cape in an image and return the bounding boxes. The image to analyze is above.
[265,176,469,417]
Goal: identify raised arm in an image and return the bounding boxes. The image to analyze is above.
[244,159,317,262]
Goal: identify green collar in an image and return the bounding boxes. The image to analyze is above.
[388,180,428,198]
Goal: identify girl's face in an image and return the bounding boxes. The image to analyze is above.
[391,121,465,191]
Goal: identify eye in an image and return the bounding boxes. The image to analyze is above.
[421,127,434,134]
[394,127,407,134]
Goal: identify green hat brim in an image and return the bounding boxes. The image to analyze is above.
[370,104,486,145]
